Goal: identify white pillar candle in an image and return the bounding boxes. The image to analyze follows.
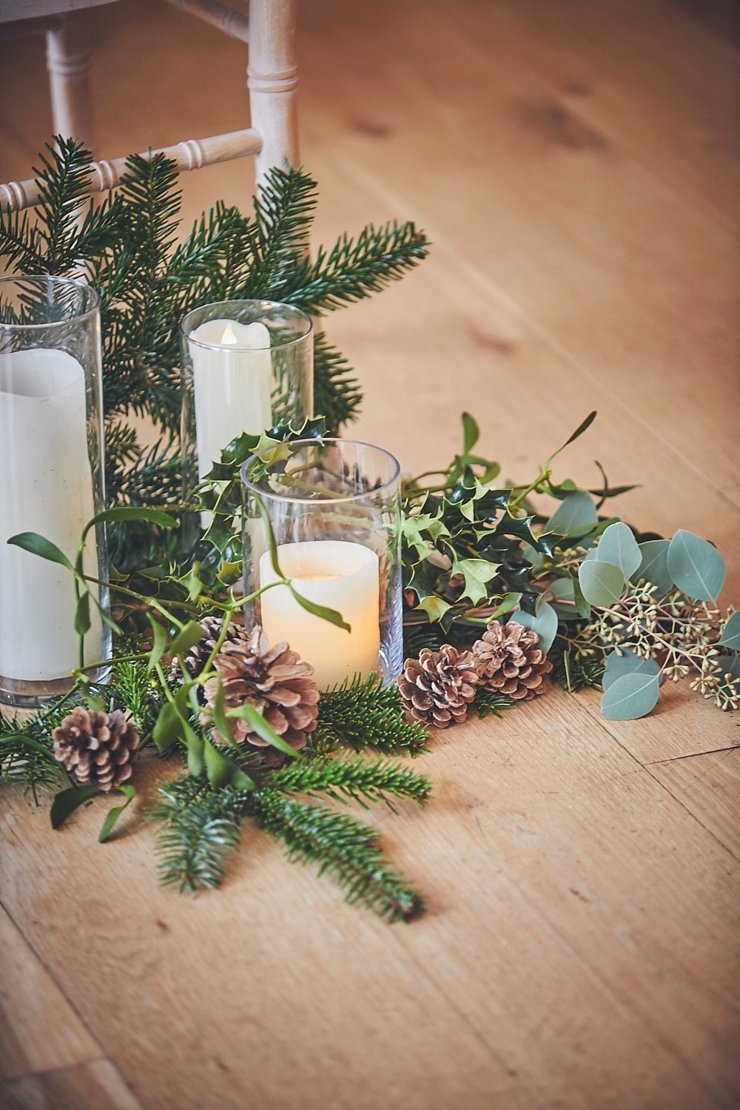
[259,540,380,689]
[190,318,272,479]
[0,349,102,682]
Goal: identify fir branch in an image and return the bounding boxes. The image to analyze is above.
[245,165,318,299]
[549,641,605,693]
[254,789,424,921]
[271,752,431,810]
[33,137,94,272]
[472,688,515,719]
[0,699,72,802]
[316,674,428,756]
[287,222,430,313]
[313,331,363,432]
[149,775,247,893]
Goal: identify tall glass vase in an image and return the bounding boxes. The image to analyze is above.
[0,276,110,707]
[241,438,403,690]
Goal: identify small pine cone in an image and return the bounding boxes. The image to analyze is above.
[398,644,479,728]
[472,620,553,701]
[169,614,240,686]
[52,707,139,792]
[202,625,319,762]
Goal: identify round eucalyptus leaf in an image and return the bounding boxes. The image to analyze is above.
[637,539,672,592]
[715,653,740,683]
[603,649,660,691]
[578,560,625,607]
[601,673,660,720]
[667,530,725,602]
[509,599,558,652]
[545,491,598,537]
[718,611,740,651]
[596,522,642,580]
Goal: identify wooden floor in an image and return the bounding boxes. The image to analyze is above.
[1,1,739,1107]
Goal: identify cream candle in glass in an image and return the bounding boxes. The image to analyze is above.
[0,276,109,707]
[189,317,272,481]
[242,439,403,691]
[180,301,313,521]
[259,540,380,689]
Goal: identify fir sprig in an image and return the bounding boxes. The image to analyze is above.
[149,777,246,892]
[271,753,431,810]
[254,789,424,922]
[316,674,428,756]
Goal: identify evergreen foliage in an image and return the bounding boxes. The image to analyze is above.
[0,138,429,521]
[315,674,428,756]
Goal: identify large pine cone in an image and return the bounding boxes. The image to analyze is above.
[398,644,479,728]
[472,620,553,701]
[202,625,319,760]
[169,614,242,687]
[52,707,139,792]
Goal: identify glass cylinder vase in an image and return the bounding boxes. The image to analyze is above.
[180,299,313,498]
[241,438,403,690]
[0,275,110,707]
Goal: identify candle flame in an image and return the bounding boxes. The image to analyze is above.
[220,322,238,345]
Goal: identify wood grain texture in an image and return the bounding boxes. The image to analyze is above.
[0,904,99,1081]
[0,0,739,1107]
[0,1060,142,1110]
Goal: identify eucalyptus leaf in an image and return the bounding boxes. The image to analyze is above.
[603,649,660,691]
[98,784,136,843]
[667,530,725,602]
[637,539,672,592]
[50,784,100,829]
[596,522,642,579]
[601,672,660,720]
[718,611,740,651]
[510,599,558,652]
[7,532,73,570]
[545,491,598,537]
[578,560,625,607]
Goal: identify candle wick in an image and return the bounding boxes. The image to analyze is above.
[221,323,238,345]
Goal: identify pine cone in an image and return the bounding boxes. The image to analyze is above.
[52,707,139,792]
[202,625,319,762]
[169,614,241,687]
[398,644,479,728]
[472,620,553,701]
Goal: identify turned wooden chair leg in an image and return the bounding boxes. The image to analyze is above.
[247,0,300,181]
[45,12,95,150]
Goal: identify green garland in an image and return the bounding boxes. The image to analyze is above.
[1,143,738,925]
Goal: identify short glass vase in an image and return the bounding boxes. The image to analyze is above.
[241,438,403,690]
[0,275,110,707]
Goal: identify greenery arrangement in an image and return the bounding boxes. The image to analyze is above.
[1,141,737,923]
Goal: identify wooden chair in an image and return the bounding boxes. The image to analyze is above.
[0,0,299,212]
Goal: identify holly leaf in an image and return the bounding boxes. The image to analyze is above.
[452,556,500,605]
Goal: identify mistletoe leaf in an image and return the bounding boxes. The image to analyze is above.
[461,412,479,454]
[98,784,137,843]
[596,522,642,579]
[667,530,725,602]
[50,784,101,829]
[7,532,73,570]
[601,673,660,720]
